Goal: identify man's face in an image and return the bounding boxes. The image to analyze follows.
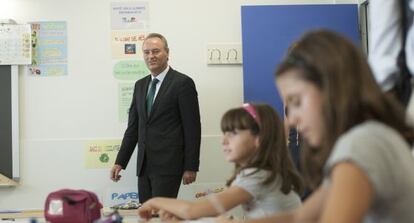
[142,37,169,75]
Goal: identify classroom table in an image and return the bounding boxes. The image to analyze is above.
[0,208,144,223]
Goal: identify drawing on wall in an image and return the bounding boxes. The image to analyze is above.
[28,21,68,76]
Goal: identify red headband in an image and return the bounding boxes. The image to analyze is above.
[242,103,260,126]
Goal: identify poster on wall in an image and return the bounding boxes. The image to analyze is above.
[118,82,134,122]
[28,21,68,76]
[110,2,149,62]
[0,24,31,65]
[111,1,150,122]
[111,23,149,81]
[85,140,121,169]
[110,1,149,30]
[110,2,149,71]
[113,59,149,80]
[111,30,146,59]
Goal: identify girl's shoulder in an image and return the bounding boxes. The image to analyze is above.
[237,168,274,181]
[239,167,269,175]
[338,120,403,145]
[326,120,410,177]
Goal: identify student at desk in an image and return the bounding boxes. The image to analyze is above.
[139,103,304,220]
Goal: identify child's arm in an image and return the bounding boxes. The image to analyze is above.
[138,186,253,220]
[319,162,373,223]
[216,186,327,223]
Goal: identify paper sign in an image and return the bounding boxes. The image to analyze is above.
[85,140,121,168]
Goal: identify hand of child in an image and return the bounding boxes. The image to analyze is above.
[138,201,158,220]
[158,209,182,221]
[216,215,237,223]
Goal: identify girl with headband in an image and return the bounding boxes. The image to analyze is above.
[138,103,303,220]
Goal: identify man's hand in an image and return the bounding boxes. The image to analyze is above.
[110,164,123,182]
[182,171,197,185]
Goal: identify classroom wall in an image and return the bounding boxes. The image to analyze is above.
[0,0,359,209]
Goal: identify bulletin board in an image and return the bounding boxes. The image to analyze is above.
[241,4,360,116]
[0,24,31,65]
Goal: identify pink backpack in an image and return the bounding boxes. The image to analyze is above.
[44,189,103,223]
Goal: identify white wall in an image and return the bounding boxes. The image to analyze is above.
[0,0,358,209]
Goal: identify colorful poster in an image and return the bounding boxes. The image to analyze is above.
[0,24,31,65]
[29,21,68,76]
[111,2,149,124]
[111,30,146,59]
[111,1,149,30]
[118,82,135,122]
[85,140,121,168]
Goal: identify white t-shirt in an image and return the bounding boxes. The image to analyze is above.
[368,0,414,91]
[324,121,414,223]
[407,0,414,74]
[231,168,301,219]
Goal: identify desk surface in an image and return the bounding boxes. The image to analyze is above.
[0,208,139,221]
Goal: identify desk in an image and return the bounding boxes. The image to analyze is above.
[0,208,141,222]
[0,210,43,219]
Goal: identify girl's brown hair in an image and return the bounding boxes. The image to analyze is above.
[221,103,304,195]
[275,30,414,189]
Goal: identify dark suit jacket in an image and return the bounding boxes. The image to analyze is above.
[115,67,201,176]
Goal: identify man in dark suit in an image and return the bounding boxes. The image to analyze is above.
[110,33,201,203]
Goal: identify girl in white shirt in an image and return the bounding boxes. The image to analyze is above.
[138,103,303,220]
